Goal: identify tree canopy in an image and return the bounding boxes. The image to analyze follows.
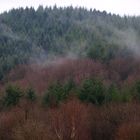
[0,6,140,79]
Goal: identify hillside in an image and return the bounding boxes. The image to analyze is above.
[0,6,140,80]
[1,6,140,140]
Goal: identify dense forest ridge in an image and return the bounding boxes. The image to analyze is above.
[0,5,131,17]
[0,6,140,80]
[1,6,140,103]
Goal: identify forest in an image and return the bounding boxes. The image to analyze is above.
[0,6,140,140]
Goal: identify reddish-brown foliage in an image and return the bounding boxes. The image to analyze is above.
[49,99,91,140]
[6,58,107,93]
[0,101,52,140]
[0,107,25,140]
[5,57,140,93]
[0,100,140,140]
[115,122,140,140]
[90,102,140,140]
[1,58,140,139]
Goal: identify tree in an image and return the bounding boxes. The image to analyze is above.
[43,82,65,107]
[3,85,23,107]
[26,87,36,102]
[78,79,106,105]
[49,99,91,140]
[106,84,120,102]
[63,78,76,96]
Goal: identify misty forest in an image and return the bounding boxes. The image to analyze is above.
[1,6,140,140]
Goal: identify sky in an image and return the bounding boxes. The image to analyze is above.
[0,0,140,16]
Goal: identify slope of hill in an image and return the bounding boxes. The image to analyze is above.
[1,6,140,140]
[0,6,140,80]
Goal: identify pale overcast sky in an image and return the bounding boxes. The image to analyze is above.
[0,0,140,16]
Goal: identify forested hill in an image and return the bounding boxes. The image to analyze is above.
[0,6,140,80]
